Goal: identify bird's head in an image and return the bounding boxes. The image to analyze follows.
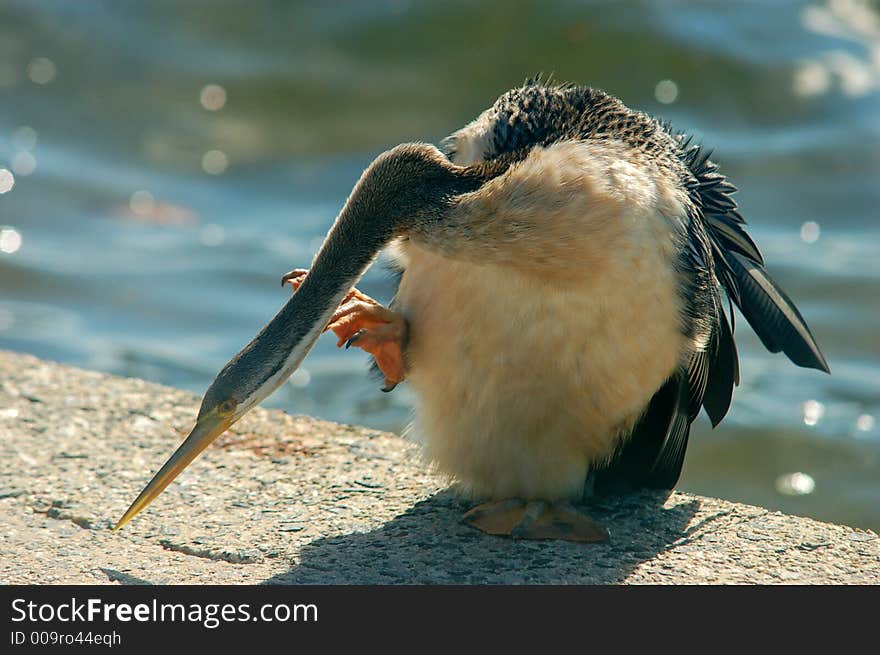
[329,142,486,238]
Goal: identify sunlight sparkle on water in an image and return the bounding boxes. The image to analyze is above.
[0,227,22,254]
[0,169,13,193]
[12,152,36,176]
[775,472,816,496]
[202,150,228,175]
[856,414,875,432]
[802,399,825,426]
[200,84,227,111]
[796,0,880,98]
[654,79,679,104]
[800,221,821,243]
[793,61,832,96]
[290,368,311,388]
[27,58,56,85]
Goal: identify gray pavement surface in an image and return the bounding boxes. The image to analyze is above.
[0,350,877,584]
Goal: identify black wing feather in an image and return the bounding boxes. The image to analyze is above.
[593,374,692,494]
[650,376,692,488]
[682,140,828,374]
[725,252,830,372]
[704,213,764,265]
[595,133,829,493]
[702,303,738,426]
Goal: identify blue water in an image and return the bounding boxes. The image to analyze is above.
[1,0,878,529]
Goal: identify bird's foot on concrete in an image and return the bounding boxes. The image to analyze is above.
[462,499,609,543]
[282,268,407,392]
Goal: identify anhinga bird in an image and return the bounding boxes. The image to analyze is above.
[115,81,829,541]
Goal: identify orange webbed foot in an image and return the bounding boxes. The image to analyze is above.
[282,268,407,391]
[328,296,407,391]
[463,499,609,543]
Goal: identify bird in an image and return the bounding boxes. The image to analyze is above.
[115,80,829,541]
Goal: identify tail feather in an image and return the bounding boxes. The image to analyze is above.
[726,252,830,373]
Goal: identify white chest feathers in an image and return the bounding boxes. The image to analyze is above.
[390,140,692,501]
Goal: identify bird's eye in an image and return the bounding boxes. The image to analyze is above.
[218,400,236,415]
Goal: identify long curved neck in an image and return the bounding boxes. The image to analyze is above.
[284,198,394,338]
[235,145,498,404]
[254,200,397,395]
[284,148,504,348]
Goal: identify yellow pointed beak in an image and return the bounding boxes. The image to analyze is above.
[114,409,233,531]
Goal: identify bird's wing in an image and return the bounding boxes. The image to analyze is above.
[679,137,829,375]
[592,373,691,494]
[597,136,830,493]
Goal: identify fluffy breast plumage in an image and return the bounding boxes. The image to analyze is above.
[390,135,693,500]
[382,80,826,503]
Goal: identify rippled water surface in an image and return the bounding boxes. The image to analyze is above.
[1,1,878,530]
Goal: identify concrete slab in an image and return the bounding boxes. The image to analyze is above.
[1,350,877,584]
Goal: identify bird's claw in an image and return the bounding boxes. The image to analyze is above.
[281,267,407,391]
[345,331,363,349]
[328,301,407,391]
[280,268,309,290]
